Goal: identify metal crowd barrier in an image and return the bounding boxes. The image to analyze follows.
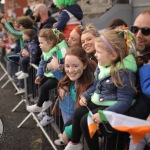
[0,54,64,149]
[0,61,20,92]
[15,63,63,150]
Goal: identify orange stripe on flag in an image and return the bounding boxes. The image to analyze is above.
[88,123,99,139]
[114,126,150,143]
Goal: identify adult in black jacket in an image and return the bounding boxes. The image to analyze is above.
[33,3,56,30]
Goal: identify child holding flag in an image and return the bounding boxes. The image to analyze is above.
[26,28,68,116]
[64,27,137,150]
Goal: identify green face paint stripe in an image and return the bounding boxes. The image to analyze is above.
[77,69,81,73]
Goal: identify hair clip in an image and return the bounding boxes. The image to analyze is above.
[52,28,61,39]
[115,26,136,56]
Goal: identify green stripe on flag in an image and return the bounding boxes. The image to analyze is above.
[88,112,92,118]
[98,110,108,122]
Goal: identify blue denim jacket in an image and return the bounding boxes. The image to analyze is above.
[81,54,137,114]
[59,83,76,114]
[36,53,64,79]
[82,68,136,114]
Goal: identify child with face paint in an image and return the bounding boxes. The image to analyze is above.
[26,28,67,116]
[54,47,97,146]
[64,27,138,150]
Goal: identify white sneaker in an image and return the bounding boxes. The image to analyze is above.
[54,138,65,146]
[26,104,42,112]
[15,71,23,76]
[15,88,25,95]
[37,111,47,121]
[17,73,29,79]
[64,142,83,150]
[42,100,52,111]
[38,115,54,127]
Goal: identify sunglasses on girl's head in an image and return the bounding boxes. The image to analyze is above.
[130,26,150,36]
[78,25,85,31]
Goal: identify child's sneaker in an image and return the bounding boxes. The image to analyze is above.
[26,104,42,112]
[39,115,54,127]
[54,138,65,146]
[64,142,83,150]
[15,88,25,95]
[15,71,23,76]
[42,100,52,111]
[37,111,47,121]
[17,72,29,79]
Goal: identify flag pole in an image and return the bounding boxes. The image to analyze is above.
[85,105,93,116]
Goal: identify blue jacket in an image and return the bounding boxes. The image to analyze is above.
[81,54,137,114]
[36,49,64,78]
[139,64,150,98]
[54,4,83,31]
[22,35,41,64]
[59,83,76,114]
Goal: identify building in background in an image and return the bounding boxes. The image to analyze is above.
[3,0,45,19]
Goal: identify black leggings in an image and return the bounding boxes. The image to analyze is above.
[19,57,30,73]
[81,107,101,150]
[81,108,129,150]
[71,101,99,143]
[37,77,58,107]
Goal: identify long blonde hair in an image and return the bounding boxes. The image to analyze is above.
[95,29,137,92]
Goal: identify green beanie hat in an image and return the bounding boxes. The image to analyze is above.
[53,0,76,7]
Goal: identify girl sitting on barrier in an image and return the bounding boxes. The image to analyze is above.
[26,28,67,115]
[16,29,41,80]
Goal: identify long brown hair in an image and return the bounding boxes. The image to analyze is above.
[58,47,97,107]
[38,28,66,47]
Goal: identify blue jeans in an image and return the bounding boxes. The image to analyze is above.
[61,110,74,124]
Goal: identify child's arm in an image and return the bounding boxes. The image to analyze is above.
[36,55,46,78]
[54,11,70,31]
[29,42,40,64]
[139,64,150,98]
[80,79,97,101]
[105,70,136,114]
[22,49,29,57]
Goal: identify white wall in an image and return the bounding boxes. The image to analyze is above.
[82,0,150,30]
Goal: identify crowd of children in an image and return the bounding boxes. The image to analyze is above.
[0,1,150,150]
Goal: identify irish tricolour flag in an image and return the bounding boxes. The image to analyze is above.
[87,111,99,138]
[56,40,68,59]
[99,110,150,143]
